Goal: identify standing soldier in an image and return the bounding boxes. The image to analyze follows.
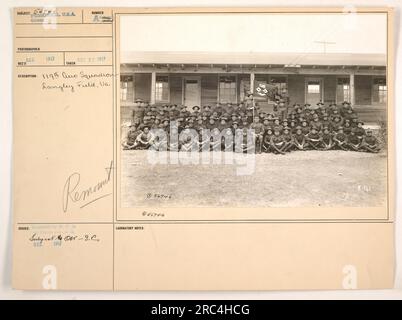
[250,116,265,153]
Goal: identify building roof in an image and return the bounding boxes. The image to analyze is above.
[121,51,386,67]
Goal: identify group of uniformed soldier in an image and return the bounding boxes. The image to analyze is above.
[122,98,381,154]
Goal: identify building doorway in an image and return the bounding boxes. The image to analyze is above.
[305,78,324,105]
[183,77,201,107]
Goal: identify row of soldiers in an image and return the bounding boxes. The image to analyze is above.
[122,100,381,153]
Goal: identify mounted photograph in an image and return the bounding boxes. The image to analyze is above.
[118,12,389,211]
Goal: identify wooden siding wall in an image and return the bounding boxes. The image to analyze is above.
[288,75,305,105]
[355,75,372,105]
[169,75,183,105]
[201,74,218,106]
[323,75,336,104]
[134,73,151,101]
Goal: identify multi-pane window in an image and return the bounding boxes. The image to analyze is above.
[120,75,134,102]
[219,76,237,103]
[155,75,169,102]
[307,83,320,94]
[373,78,387,104]
[270,76,288,94]
[337,78,350,103]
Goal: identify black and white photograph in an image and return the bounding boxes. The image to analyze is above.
[119,12,388,208]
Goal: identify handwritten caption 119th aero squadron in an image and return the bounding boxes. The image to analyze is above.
[41,71,114,93]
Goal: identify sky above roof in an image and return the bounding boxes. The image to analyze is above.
[120,13,387,55]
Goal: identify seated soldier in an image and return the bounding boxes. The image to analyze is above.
[347,131,361,151]
[292,126,307,151]
[270,128,286,154]
[134,126,154,150]
[343,106,356,121]
[305,127,321,150]
[330,115,343,132]
[222,127,234,152]
[352,121,366,142]
[122,124,141,150]
[343,120,353,135]
[218,118,228,131]
[289,119,298,134]
[152,132,168,151]
[272,118,283,133]
[282,127,294,152]
[210,127,222,151]
[333,127,348,151]
[238,127,254,153]
[360,130,380,153]
[198,127,210,152]
[167,124,179,151]
[300,120,310,135]
[310,114,323,132]
[180,134,198,152]
[262,127,274,153]
[320,126,334,150]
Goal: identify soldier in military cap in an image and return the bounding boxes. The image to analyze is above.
[343,120,353,135]
[333,127,348,151]
[347,131,361,151]
[310,113,323,132]
[360,130,380,153]
[207,117,217,131]
[328,103,340,115]
[222,127,234,152]
[230,114,239,126]
[219,117,228,131]
[192,105,201,117]
[272,118,283,133]
[305,127,321,150]
[122,124,141,150]
[270,127,286,154]
[250,116,265,153]
[300,119,310,135]
[330,115,343,132]
[282,127,294,152]
[292,126,307,151]
[169,104,180,119]
[262,127,274,153]
[352,120,366,141]
[320,126,334,150]
[133,126,154,150]
[198,127,211,152]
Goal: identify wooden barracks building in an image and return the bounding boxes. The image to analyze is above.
[120,52,387,124]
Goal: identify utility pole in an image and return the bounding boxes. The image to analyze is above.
[314,40,336,53]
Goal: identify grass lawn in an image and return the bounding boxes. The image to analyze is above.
[121,150,387,208]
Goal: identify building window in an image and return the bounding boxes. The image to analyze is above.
[307,82,320,94]
[219,76,237,103]
[120,75,134,102]
[337,78,350,103]
[155,75,169,102]
[270,76,288,95]
[373,78,387,104]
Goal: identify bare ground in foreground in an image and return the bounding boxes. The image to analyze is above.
[120,150,387,208]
